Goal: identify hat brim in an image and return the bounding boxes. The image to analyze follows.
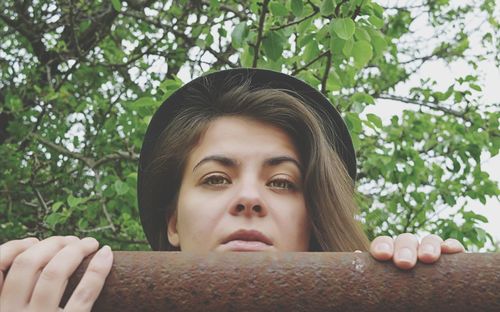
[137,68,356,250]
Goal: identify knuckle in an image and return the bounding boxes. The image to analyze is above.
[86,261,109,276]
[64,235,80,241]
[25,236,40,243]
[72,285,97,304]
[44,235,66,245]
[40,266,63,281]
[12,254,35,269]
[81,236,98,246]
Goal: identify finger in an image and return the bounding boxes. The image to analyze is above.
[0,237,40,272]
[63,245,113,312]
[29,237,99,309]
[417,234,443,264]
[441,238,466,253]
[369,236,394,261]
[0,237,39,292]
[393,233,419,270]
[1,236,79,308]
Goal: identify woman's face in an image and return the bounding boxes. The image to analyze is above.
[167,116,310,252]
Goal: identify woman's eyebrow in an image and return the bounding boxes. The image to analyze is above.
[264,156,302,172]
[192,155,238,172]
[192,155,302,173]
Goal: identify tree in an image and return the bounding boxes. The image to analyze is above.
[0,0,498,251]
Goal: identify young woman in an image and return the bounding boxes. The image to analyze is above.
[0,69,465,311]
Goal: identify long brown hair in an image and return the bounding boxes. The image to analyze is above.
[145,77,370,251]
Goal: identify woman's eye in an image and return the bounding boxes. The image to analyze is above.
[268,179,295,190]
[203,175,230,186]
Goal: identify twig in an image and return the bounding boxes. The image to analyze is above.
[335,0,348,17]
[253,0,270,68]
[291,50,330,75]
[321,51,332,94]
[271,8,319,31]
[31,133,139,169]
[33,187,50,215]
[77,225,115,233]
[93,170,117,233]
[376,94,467,119]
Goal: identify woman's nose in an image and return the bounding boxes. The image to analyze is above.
[229,184,268,217]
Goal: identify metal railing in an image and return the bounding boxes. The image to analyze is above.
[63,252,500,311]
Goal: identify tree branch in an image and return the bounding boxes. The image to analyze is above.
[271,7,319,31]
[291,50,330,75]
[376,94,467,119]
[31,133,138,169]
[200,0,248,20]
[253,0,270,68]
[321,51,332,94]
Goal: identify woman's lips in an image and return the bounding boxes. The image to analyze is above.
[218,229,274,251]
[220,240,273,251]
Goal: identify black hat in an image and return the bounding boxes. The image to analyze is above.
[138,68,356,250]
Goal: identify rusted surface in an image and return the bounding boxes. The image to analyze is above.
[62,252,500,311]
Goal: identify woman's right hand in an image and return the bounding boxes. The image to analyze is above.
[0,235,113,311]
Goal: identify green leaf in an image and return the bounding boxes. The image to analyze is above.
[51,201,64,213]
[320,0,335,16]
[298,33,314,48]
[67,195,83,208]
[114,180,129,195]
[371,35,388,56]
[45,212,63,228]
[367,113,383,128]
[269,1,288,17]
[352,40,373,67]
[290,0,304,17]
[354,27,371,42]
[330,18,356,40]
[241,45,254,67]
[231,23,248,49]
[352,92,375,104]
[262,31,285,61]
[79,20,91,33]
[345,112,362,133]
[470,83,482,91]
[329,35,345,56]
[78,218,89,229]
[111,0,122,11]
[368,15,384,29]
[131,97,157,109]
[6,95,22,112]
[342,39,353,56]
[303,40,320,62]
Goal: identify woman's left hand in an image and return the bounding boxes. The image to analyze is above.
[366,233,465,270]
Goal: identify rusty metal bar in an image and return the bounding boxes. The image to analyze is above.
[62,252,500,312]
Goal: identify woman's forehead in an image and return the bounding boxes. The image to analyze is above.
[188,116,301,164]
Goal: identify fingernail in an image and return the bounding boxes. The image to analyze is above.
[82,237,98,244]
[397,248,413,261]
[375,243,391,253]
[95,245,112,259]
[444,240,462,250]
[422,244,434,254]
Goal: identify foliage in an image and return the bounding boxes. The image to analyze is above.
[0,0,498,251]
